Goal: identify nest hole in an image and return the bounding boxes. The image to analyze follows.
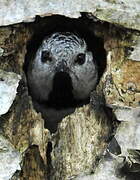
[24,14,107,133]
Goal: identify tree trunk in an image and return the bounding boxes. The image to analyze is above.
[0,1,140,180]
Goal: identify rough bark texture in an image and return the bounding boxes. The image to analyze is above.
[0,1,140,180]
[51,104,113,179]
[0,25,49,179]
[1,0,140,31]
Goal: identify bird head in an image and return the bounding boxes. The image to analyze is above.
[28,32,98,103]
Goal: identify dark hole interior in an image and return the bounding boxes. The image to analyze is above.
[46,142,53,179]
[24,14,107,133]
[117,162,140,180]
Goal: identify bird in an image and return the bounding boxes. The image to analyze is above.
[27,32,98,132]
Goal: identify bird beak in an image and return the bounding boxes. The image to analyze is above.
[55,60,68,73]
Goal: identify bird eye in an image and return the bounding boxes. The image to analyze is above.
[75,53,85,65]
[41,51,52,63]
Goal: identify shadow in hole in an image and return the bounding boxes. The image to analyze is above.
[46,142,53,180]
[117,162,140,180]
